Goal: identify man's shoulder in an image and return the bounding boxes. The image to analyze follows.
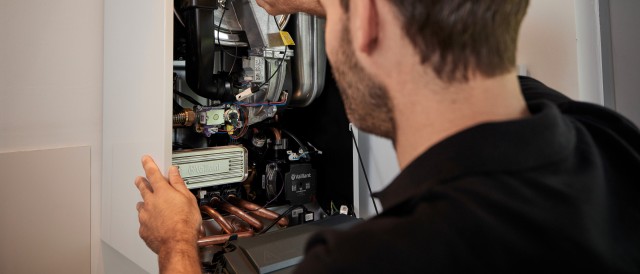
[296,170,640,273]
[295,176,534,273]
[295,205,480,273]
[519,76,573,104]
[519,76,640,156]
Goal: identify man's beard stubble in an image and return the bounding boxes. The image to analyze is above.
[331,24,396,141]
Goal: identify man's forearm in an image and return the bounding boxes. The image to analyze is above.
[159,243,201,274]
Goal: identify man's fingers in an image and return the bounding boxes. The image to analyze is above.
[256,0,279,15]
[135,176,153,199]
[168,166,191,196]
[256,0,269,9]
[141,155,168,190]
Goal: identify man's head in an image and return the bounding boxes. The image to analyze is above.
[320,0,529,139]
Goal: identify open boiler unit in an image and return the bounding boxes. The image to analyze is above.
[171,0,359,272]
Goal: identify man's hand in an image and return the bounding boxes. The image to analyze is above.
[135,156,202,273]
[256,0,325,17]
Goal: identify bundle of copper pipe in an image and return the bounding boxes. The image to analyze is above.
[197,196,288,247]
[227,195,289,228]
[211,196,264,231]
[197,231,254,247]
[200,205,235,234]
[198,206,253,247]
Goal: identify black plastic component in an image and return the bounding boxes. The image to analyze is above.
[285,164,316,205]
[181,0,217,10]
[223,215,361,274]
[181,0,235,101]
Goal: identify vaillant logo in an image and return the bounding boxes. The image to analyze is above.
[187,163,222,176]
[291,173,312,181]
[179,160,231,178]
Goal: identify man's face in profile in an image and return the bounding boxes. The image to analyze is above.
[322,0,396,140]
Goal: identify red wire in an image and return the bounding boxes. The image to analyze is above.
[231,107,250,140]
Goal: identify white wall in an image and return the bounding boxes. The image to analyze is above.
[517,0,605,105]
[575,0,605,105]
[608,0,640,127]
[0,0,103,273]
[518,0,581,100]
[353,128,399,219]
[0,147,91,274]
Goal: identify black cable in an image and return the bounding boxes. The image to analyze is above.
[258,205,305,235]
[256,46,288,90]
[211,5,217,75]
[174,90,202,106]
[217,4,243,60]
[273,15,281,31]
[281,129,309,152]
[238,171,285,214]
[258,15,286,92]
[262,171,285,209]
[349,128,379,215]
[174,8,186,28]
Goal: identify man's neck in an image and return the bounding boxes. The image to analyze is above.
[391,72,529,170]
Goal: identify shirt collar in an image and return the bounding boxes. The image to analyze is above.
[374,100,576,211]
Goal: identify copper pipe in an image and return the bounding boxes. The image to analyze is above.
[270,128,282,141]
[242,168,257,201]
[229,217,252,232]
[200,205,235,234]
[198,225,206,238]
[173,109,196,127]
[212,197,264,231]
[197,231,254,247]
[227,195,289,228]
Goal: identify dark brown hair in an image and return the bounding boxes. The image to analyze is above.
[341,0,529,83]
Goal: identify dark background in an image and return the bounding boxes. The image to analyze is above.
[281,66,354,213]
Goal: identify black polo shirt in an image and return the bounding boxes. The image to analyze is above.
[295,77,640,273]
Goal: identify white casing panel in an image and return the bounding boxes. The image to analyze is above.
[102,0,173,272]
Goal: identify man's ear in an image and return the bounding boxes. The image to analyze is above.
[354,0,380,55]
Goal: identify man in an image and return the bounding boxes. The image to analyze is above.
[135,0,640,273]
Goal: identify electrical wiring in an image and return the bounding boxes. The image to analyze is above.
[350,127,379,215]
[216,4,288,101]
[273,15,282,31]
[237,101,287,107]
[227,1,240,74]
[217,2,243,61]
[272,14,292,31]
[238,100,287,107]
[330,201,339,215]
[174,7,186,27]
[257,46,288,90]
[174,90,203,106]
[281,129,309,153]
[236,92,289,107]
[230,106,249,139]
[248,171,285,212]
[258,205,305,235]
[265,165,279,197]
[212,171,284,215]
[231,1,243,29]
